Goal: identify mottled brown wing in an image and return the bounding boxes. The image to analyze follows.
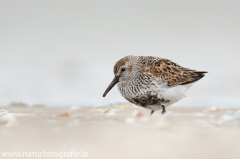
[146,58,207,87]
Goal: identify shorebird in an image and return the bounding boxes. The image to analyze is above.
[103,55,207,115]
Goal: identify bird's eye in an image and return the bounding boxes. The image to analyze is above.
[121,68,125,72]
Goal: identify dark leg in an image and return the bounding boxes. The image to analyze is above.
[162,105,166,114]
[150,110,154,115]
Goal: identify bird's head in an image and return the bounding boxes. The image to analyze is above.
[103,55,137,97]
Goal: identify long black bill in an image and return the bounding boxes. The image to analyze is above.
[103,77,119,97]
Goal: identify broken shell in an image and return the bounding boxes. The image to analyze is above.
[0,114,17,127]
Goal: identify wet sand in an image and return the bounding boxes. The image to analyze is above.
[1,104,240,159]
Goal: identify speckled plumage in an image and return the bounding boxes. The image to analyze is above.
[103,55,207,115]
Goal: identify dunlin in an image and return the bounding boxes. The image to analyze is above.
[103,55,207,115]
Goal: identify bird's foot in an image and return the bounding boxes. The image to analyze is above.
[150,110,154,115]
[162,105,166,114]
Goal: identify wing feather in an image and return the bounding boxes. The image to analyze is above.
[143,57,207,87]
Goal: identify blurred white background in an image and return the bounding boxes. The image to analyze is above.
[0,0,239,106]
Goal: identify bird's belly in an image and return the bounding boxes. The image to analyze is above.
[117,83,170,109]
[118,82,192,109]
[160,84,193,105]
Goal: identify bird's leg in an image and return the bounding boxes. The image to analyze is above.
[150,110,154,115]
[162,105,166,114]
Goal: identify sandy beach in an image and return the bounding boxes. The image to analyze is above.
[1,104,240,159]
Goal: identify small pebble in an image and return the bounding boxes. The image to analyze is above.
[132,110,143,118]
[56,111,71,117]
